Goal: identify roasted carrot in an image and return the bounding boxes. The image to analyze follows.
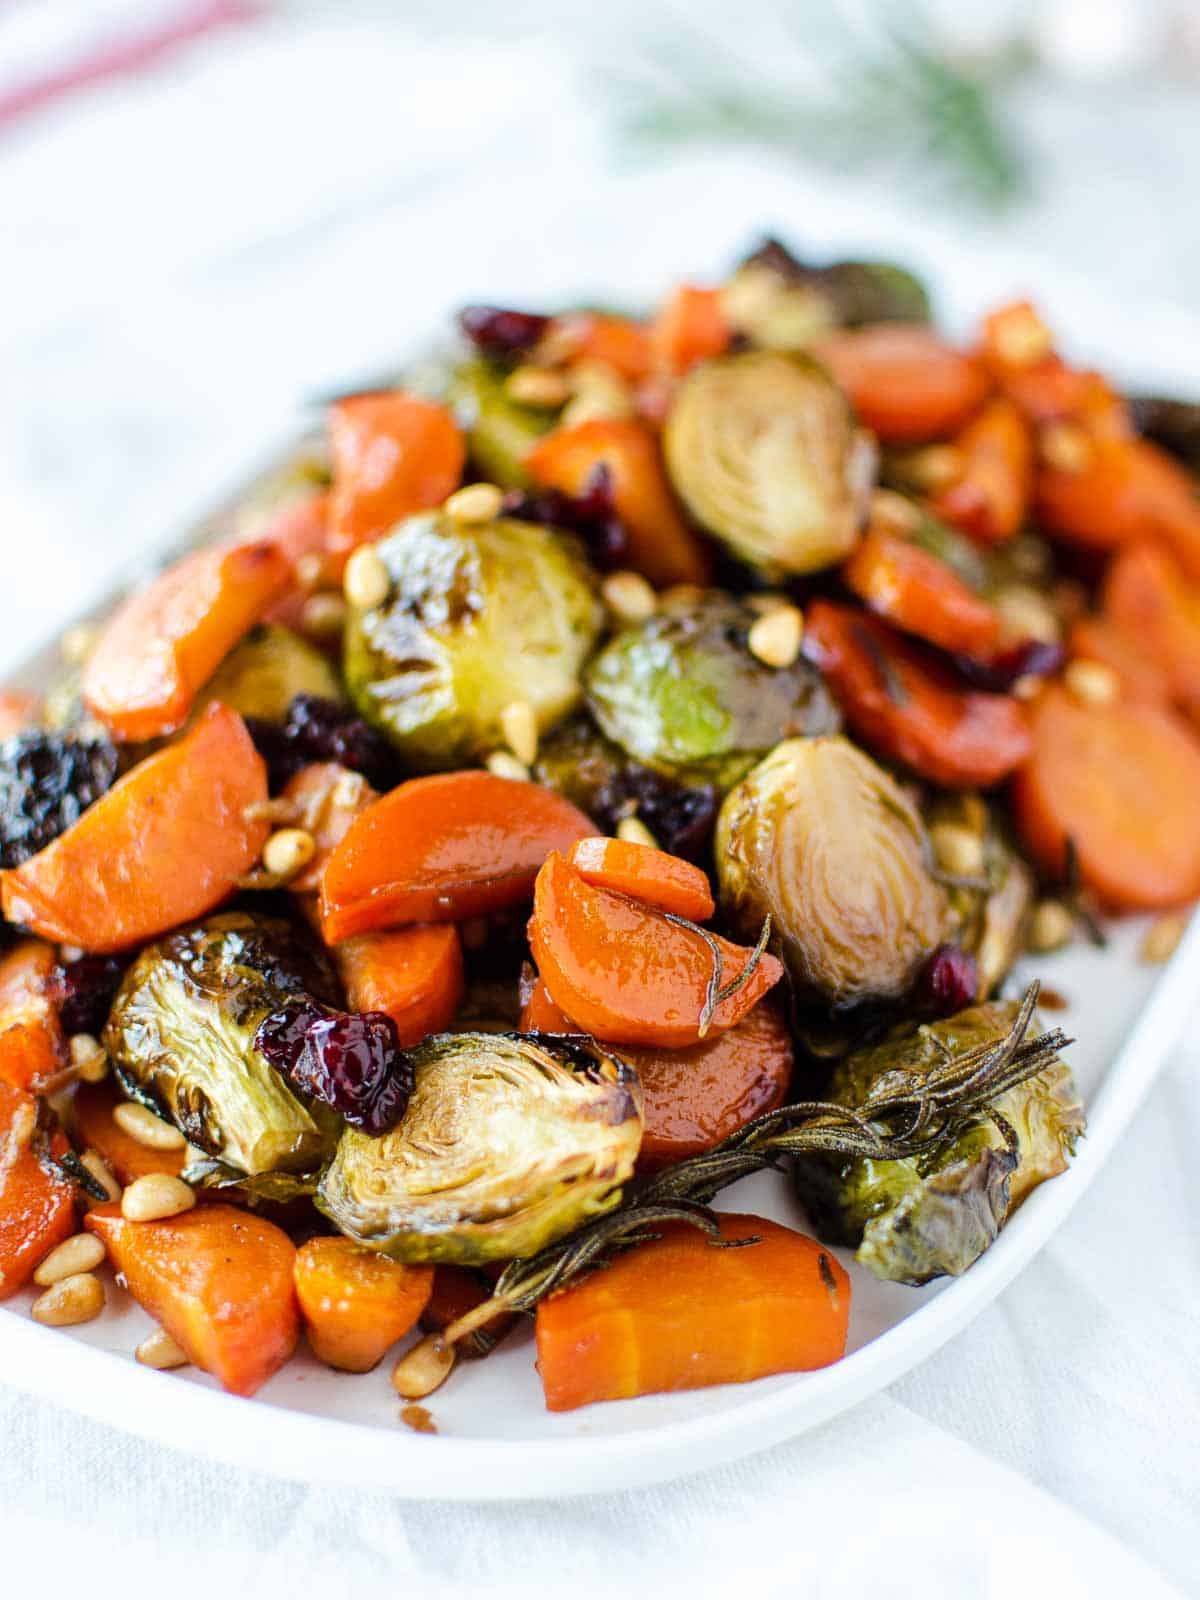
[294,1236,432,1373]
[804,601,1031,788]
[327,391,465,564]
[320,771,597,943]
[86,1202,299,1396]
[525,419,712,589]
[1034,436,1200,576]
[1011,684,1200,909]
[1067,614,1170,706]
[979,303,1130,438]
[1102,541,1200,719]
[518,978,577,1033]
[842,529,1001,657]
[280,762,378,895]
[82,538,292,741]
[334,925,464,1047]
[529,851,782,1048]
[650,286,731,375]
[817,324,990,444]
[931,397,1032,544]
[0,1082,76,1299]
[0,940,66,1093]
[1,703,269,954]
[0,691,40,739]
[551,312,652,383]
[535,1212,851,1411]
[567,837,715,922]
[72,1081,185,1186]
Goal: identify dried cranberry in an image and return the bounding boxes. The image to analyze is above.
[619,772,718,864]
[58,955,126,1037]
[0,731,117,870]
[915,944,978,1017]
[246,695,398,793]
[502,464,630,570]
[458,306,550,362]
[256,1002,413,1135]
[952,639,1065,693]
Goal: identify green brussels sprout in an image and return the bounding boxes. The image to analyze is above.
[193,624,344,725]
[316,1031,642,1264]
[793,999,1084,1284]
[723,240,930,351]
[447,357,558,489]
[585,592,839,792]
[105,912,342,1177]
[716,736,950,1008]
[344,510,604,770]
[929,793,1035,999]
[663,352,875,578]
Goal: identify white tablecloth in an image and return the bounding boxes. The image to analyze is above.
[1,9,1198,1595]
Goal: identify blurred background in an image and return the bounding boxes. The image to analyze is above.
[3,0,1200,664]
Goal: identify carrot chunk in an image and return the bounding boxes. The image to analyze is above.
[817,325,990,444]
[1034,436,1200,571]
[1102,542,1200,721]
[294,1236,432,1372]
[931,397,1032,544]
[552,313,653,383]
[650,286,731,375]
[842,529,1001,657]
[0,1081,76,1299]
[0,940,66,1093]
[567,836,715,922]
[334,925,464,1046]
[72,1081,185,1186]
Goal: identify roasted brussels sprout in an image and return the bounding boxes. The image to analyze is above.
[344,510,603,769]
[105,912,342,1177]
[716,736,950,1008]
[929,793,1035,999]
[793,999,1084,1284]
[447,357,558,489]
[317,1031,642,1264]
[585,592,839,792]
[663,352,875,578]
[722,239,930,350]
[194,624,344,724]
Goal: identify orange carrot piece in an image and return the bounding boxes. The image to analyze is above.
[1102,542,1200,720]
[0,940,66,1093]
[535,1212,850,1411]
[1011,684,1200,910]
[650,286,731,375]
[979,303,1131,438]
[0,1081,76,1299]
[552,312,653,383]
[72,1082,185,1186]
[804,601,1030,788]
[86,1202,299,1396]
[842,529,1001,657]
[82,538,292,741]
[529,851,781,1048]
[817,325,990,444]
[0,691,40,739]
[294,1236,432,1373]
[320,771,597,943]
[525,419,712,589]
[518,978,577,1034]
[1067,614,1170,706]
[281,762,378,894]
[567,836,715,922]
[1,704,269,954]
[334,925,464,1047]
[1034,436,1200,571]
[327,392,465,564]
[931,396,1032,544]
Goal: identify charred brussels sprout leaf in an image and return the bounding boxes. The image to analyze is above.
[585,592,839,792]
[105,912,343,1177]
[0,730,118,871]
[723,240,930,351]
[663,351,875,578]
[716,735,950,1009]
[447,357,558,489]
[194,624,344,724]
[317,1031,643,1264]
[793,1000,1083,1285]
[344,511,603,770]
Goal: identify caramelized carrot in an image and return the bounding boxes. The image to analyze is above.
[552,312,652,383]
[567,837,715,922]
[525,419,712,588]
[294,1236,432,1372]
[1,704,269,954]
[280,762,378,894]
[979,303,1130,437]
[804,601,1031,788]
[535,1212,851,1411]
[86,1202,299,1396]
[650,286,731,374]
[320,771,597,943]
[0,940,66,1093]
[817,325,990,444]
[72,1081,185,1186]
[529,851,781,1048]
[842,529,1001,657]
[1011,684,1200,909]
[0,691,40,739]
[82,539,292,741]
[327,392,464,563]
[334,925,464,1047]
[1034,436,1200,575]
[0,1081,76,1299]
[931,397,1032,544]
[1068,615,1170,706]
[1102,541,1200,719]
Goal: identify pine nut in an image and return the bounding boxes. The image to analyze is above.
[331,770,370,810]
[1141,911,1187,965]
[343,544,391,610]
[295,551,327,591]
[392,1333,456,1398]
[1064,659,1118,707]
[136,1327,190,1370]
[745,592,791,616]
[445,482,504,523]
[1012,674,1045,702]
[499,700,539,767]
[299,592,348,641]
[7,1100,35,1154]
[888,444,963,493]
[485,750,531,782]
[121,1174,196,1222]
[1039,422,1095,475]
[60,623,97,665]
[262,827,317,881]
[993,584,1061,646]
[930,823,985,878]
[601,570,657,625]
[59,944,85,965]
[31,1272,106,1327]
[69,1032,109,1083]
[747,605,804,669]
[1029,900,1074,953]
[34,1233,106,1287]
[113,1102,186,1151]
[660,583,706,610]
[870,489,921,535]
[560,360,633,427]
[80,1151,121,1203]
[506,366,570,409]
[616,815,659,849]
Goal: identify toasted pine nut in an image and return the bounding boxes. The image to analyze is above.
[506,366,570,409]
[445,482,504,523]
[930,822,985,878]
[869,488,921,535]
[136,1327,190,1370]
[113,1102,187,1151]
[1064,659,1118,707]
[80,1151,121,1203]
[121,1174,196,1223]
[331,770,370,810]
[1028,900,1074,953]
[299,592,348,641]
[34,1233,106,1287]
[616,814,659,849]
[1012,674,1044,702]
[6,1100,35,1156]
[1039,422,1095,475]
[295,551,327,592]
[993,584,1061,646]
[745,592,791,616]
[485,750,531,782]
[499,700,539,767]
[1141,911,1187,965]
[660,583,706,609]
[68,1032,109,1083]
[747,605,804,669]
[31,1272,105,1327]
[392,1333,456,1399]
[60,623,97,665]
[59,944,85,965]
[262,827,317,881]
[601,570,657,625]
[888,444,963,493]
[343,544,391,610]
[243,797,301,826]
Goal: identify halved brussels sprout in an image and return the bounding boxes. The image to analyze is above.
[793,999,1084,1284]
[194,624,344,724]
[447,357,558,489]
[105,912,342,1177]
[585,591,839,791]
[716,736,950,1008]
[317,1031,642,1264]
[929,793,1035,999]
[663,352,875,578]
[723,241,930,351]
[344,510,603,770]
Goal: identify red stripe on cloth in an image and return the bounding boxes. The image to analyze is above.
[0,0,266,134]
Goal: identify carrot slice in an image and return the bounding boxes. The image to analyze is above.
[280,762,378,894]
[804,601,1030,788]
[817,325,990,444]
[72,1081,185,1186]
[327,392,465,564]
[294,1236,432,1372]
[1068,615,1170,706]
[334,925,464,1047]
[842,530,1001,657]
[535,1212,850,1411]
[0,1081,76,1299]
[567,837,715,922]
[931,397,1032,544]
[1011,683,1200,909]
[1,703,269,954]
[320,771,597,943]
[1034,436,1200,571]
[529,851,781,1048]
[81,538,292,741]
[86,1202,298,1396]
[525,419,712,589]
[1102,542,1200,719]
[0,940,66,1093]
[553,312,652,383]
[650,286,731,375]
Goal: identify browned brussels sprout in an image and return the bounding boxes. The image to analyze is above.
[929,793,1035,999]
[194,624,344,725]
[722,239,930,350]
[446,357,558,489]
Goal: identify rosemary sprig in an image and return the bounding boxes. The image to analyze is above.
[663,912,773,1037]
